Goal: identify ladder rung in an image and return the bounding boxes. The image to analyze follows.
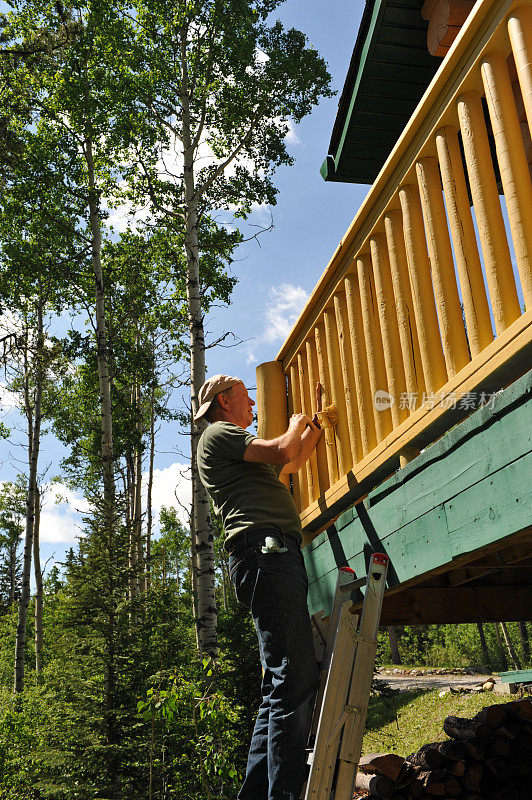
[339,576,366,592]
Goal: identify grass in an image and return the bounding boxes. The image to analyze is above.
[361,689,512,757]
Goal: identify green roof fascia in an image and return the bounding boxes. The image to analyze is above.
[321,0,389,182]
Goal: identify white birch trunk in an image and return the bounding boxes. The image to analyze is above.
[86,137,115,509]
[146,381,155,593]
[33,487,43,681]
[14,296,43,694]
[181,28,217,657]
[85,135,119,760]
[134,381,144,596]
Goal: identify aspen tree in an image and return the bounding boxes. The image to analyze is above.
[131,0,333,655]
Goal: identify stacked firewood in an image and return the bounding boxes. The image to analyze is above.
[356,698,532,800]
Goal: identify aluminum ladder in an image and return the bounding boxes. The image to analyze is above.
[304,552,390,800]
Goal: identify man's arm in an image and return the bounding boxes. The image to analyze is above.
[279,422,321,475]
[243,413,322,475]
[243,413,314,466]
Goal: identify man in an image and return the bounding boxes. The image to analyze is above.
[195,374,322,800]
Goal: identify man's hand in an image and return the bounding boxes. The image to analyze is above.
[288,413,313,434]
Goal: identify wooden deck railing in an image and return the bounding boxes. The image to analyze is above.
[256,0,532,539]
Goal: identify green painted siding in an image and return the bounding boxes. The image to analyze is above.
[304,370,532,618]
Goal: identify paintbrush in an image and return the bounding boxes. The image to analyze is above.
[314,403,339,429]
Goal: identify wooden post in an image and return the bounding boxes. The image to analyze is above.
[422,0,476,57]
[457,90,521,332]
[333,292,363,464]
[314,322,339,486]
[399,445,420,468]
[398,184,448,395]
[416,156,470,376]
[384,209,426,400]
[323,307,353,476]
[289,364,307,510]
[369,233,408,428]
[306,338,330,493]
[256,360,290,490]
[344,273,377,456]
[481,50,532,310]
[356,254,392,443]
[298,350,320,503]
[435,125,494,356]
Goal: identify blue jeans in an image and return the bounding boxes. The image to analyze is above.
[228,529,319,800]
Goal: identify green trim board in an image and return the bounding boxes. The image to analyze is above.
[304,368,532,622]
[499,669,532,683]
[321,0,441,184]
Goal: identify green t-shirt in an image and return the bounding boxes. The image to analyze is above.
[197,421,303,549]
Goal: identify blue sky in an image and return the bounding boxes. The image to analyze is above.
[0,0,371,570]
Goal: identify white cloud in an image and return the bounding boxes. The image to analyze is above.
[39,482,89,544]
[36,465,192,545]
[39,509,82,544]
[142,461,192,528]
[262,283,308,343]
[0,382,19,411]
[284,119,300,146]
[246,348,257,365]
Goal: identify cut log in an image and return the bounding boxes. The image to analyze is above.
[449,759,465,777]
[437,739,466,760]
[396,762,423,788]
[416,768,448,787]
[443,714,491,742]
[487,737,511,757]
[354,771,395,797]
[424,782,446,796]
[406,743,445,769]
[406,780,423,799]
[508,698,532,723]
[472,703,508,728]
[462,762,483,792]
[463,739,484,760]
[358,752,405,781]
[443,775,461,796]
[421,0,475,57]
[494,722,532,750]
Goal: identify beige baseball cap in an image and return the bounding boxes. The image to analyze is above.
[194,374,242,423]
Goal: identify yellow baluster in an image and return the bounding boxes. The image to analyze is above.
[457,90,521,332]
[356,254,393,442]
[344,273,377,456]
[369,233,408,427]
[435,125,494,356]
[323,307,353,476]
[333,292,363,463]
[314,322,339,485]
[481,50,532,310]
[509,6,532,135]
[305,338,329,493]
[384,209,426,402]
[416,156,470,376]
[398,184,448,396]
[297,350,319,503]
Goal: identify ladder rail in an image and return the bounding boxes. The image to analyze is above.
[304,553,389,800]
